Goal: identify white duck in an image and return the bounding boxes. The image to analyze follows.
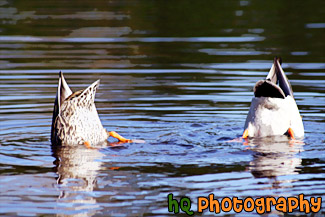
[243,57,304,139]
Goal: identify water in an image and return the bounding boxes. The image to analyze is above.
[0,0,325,216]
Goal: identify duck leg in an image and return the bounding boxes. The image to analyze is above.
[108,131,132,143]
[242,129,249,139]
[84,141,97,149]
[286,128,295,139]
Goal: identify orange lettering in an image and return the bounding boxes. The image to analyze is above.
[299,194,310,214]
[197,197,208,213]
[233,197,243,213]
[243,197,254,212]
[208,194,220,213]
[287,197,298,213]
[310,196,321,213]
[275,197,287,213]
[255,197,265,214]
[266,197,276,212]
[221,197,232,212]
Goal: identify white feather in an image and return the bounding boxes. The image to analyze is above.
[244,96,304,137]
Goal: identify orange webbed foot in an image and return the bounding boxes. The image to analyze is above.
[287,128,295,140]
[287,128,304,145]
[242,129,249,139]
[108,131,132,143]
[84,141,97,149]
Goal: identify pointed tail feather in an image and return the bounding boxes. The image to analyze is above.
[274,58,293,97]
[265,62,277,84]
[254,57,294,99]
[59,71,73,107]
[51,71,73,144]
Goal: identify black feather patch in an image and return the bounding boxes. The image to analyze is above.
[254,80,286,99]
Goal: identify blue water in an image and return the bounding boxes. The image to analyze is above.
[0,0,325,216]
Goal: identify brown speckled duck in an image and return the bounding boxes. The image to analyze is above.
[51,72,131,148]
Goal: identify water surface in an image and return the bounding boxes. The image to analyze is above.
[0,0,325,216]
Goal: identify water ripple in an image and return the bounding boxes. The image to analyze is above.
[0,35,265,43]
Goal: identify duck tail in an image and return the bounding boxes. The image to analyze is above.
[51,71,72,144]
[274,57,293,97]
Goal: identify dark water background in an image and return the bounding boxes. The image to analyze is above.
[0,0,324,216]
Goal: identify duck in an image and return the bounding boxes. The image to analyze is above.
[51,71,132,147]
[243,57,304,139]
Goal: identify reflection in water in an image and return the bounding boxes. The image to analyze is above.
[52,145,104,213]
[51,144,152,216]
[246,137,304,187]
